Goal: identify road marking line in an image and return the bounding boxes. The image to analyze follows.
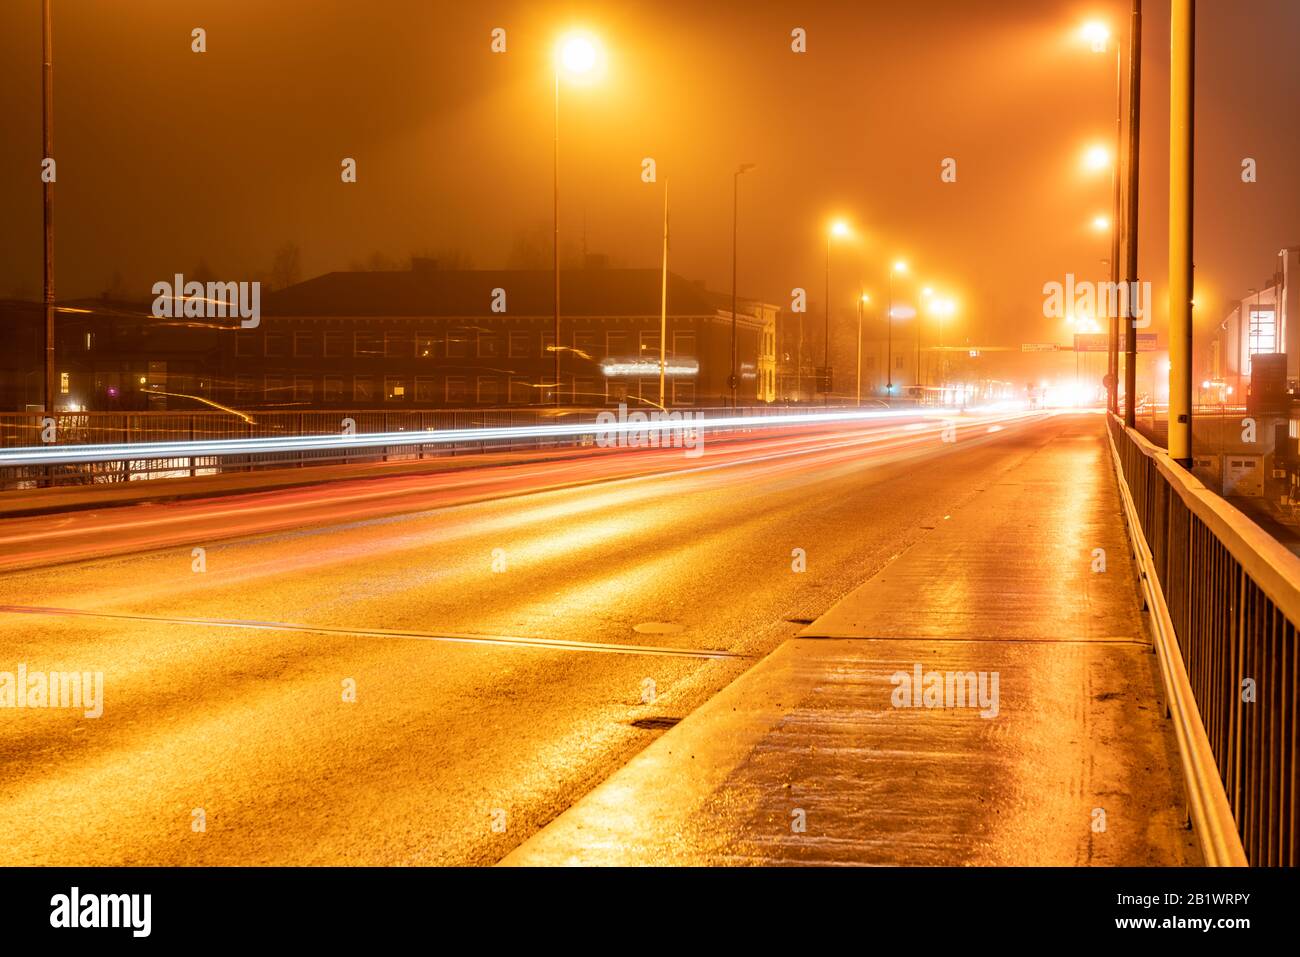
[0,604,750,660]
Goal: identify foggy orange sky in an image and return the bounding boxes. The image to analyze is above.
[2,0,1297,379]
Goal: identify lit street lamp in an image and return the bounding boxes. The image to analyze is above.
[887,260,906,396]
[552,32,601,406]
[824,219,850,404]
[856,292,870,406]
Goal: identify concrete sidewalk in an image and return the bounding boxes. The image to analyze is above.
[503,416,1200,865]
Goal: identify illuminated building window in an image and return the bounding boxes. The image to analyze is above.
[1246,308,1276,375]
[384,376,407,401]
[416,333,437,359]
[59,371,70,394]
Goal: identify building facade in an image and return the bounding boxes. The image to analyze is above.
[219,264,777,410]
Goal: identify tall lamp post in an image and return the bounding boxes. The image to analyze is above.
[919,286,932,387]
[729,163,755,407]
[857,292,869,406]
[824,220,849,404]
[42,0,55,415]
[553,33,600,407]
[887,260,906,396]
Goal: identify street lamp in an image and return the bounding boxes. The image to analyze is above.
[887,260,906,396]
[857,292,870,406]
[1082,144,1111,172]
[730,163,756,407]
[552,31,601,406]
[823,219,850,404]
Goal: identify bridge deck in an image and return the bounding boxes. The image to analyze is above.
[505,415,1200,865]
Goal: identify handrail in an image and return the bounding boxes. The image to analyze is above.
[1105,416,1248,865]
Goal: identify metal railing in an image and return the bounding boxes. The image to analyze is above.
[1108,414,1297,865]
[0,401,911,491]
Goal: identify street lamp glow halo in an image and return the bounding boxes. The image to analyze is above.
[556,31,604,81]
[1083,144,1110,171]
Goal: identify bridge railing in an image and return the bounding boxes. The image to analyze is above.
[0,401,907,491]
[1108,414,1297,865]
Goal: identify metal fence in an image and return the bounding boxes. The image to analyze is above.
[0,401,905,490]
[1109,415,1297,865]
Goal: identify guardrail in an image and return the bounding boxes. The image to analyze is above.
[1107,414,1296,865]
[0,402,907,490]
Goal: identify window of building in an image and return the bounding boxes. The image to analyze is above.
[541,332,555,358]
[1247,308,1277,375]
[293,332,315,357]
[673,380,695,406]
[235,333,258,357]
[639,332,661,357]
[574,331,597,356]
[606,332,628,357]
[265,376,289,402]
[355,331,382,358]
[236,376,256,400]
[265,334,287,358]
[415,376,436,403]
[416,333,438,359]
[672,332,696,357]
[323,331,347,357]
[323,376,344,402]
[293,376,313,402]
[353,376,376,403]
[385,376,407,401]
[477,332,502,358]
[477,376,501,405]
[445,376,468,404]
[446,329,469,358]
[385,332,410,359]
[573,377,598,404]
[508,377,532,404]
[59,371,70,394]
[508,331,530,358]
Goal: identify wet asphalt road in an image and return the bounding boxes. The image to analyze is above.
[0,411,1065,864]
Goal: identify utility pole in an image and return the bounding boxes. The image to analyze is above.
[1168,0,1194,465]
[1123,0,1142,428]
[42,0,55,415]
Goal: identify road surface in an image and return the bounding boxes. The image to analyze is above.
[1,409,1085,865]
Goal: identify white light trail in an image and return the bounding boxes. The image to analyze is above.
[0,407,1029,467]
